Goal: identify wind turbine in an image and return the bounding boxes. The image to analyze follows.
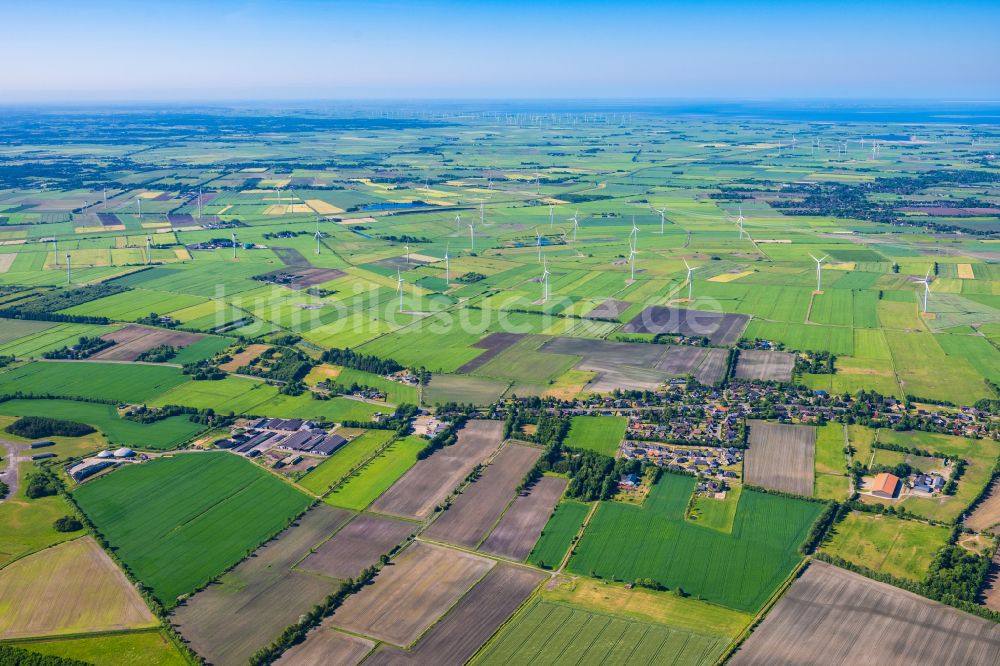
[52,238,59,267]
[444,242,450,283]
[314,217,322,255]
[396,269,404,313]
[628,244,637,282]
[66,253,72,284]
[455,213,462,231]
[469,223,475,251]
[197,187,203,219]
[921,267,933,313]
[567,211,579,241]
[231,232,238,259]
[809,253,828,291]
[542,257,550,302]
[549,204,554,229]
[405,243,410,264]
[136,196,142,219]
[737,206,746,239]
[630,217,639,251]
[683,259,698,301]
[536,228,543,262]
[146,236,152,264]
[103,186,108,210]
[480,202,485,225]
[655,207,667,234]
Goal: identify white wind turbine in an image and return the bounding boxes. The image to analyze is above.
[628,243,637,282]
[630,217,639,251]
[809,253,828,291]
[469,223,475,251]
[136,196,142,219]
[683,259,698,301]
[52,237,59,267]
[737,206,746,239]
[455,213,462,231]
[921,267,933,313]
[396,269,404,312]
[314,217,323,255]
[549,204,554,229]
[146,236,152,264]
[405,243,410,264]
[480,202,485,225]
[444,242,450,283]
[567,210,579,241]
[655,207,667,234]
[66,253,72,284]
[542,257,550,302]
[536,228,543,262]
[232,232,238,259]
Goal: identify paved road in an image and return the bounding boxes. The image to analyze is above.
[0,438,27,502]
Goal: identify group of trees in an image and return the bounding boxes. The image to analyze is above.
[42,336,115,360]
[135,345,178,363]
[5,415,95,438]
[0,284,128,324]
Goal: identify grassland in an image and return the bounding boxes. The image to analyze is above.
[12,631,188,666]
[821,512,950,582]
[73,452,311,606]
[325,435,425,510]
[0,362,187,403]
[528,500,590,569]
[0,462,85,567]
[562,415,627,456]
[0,399,205,450]
[568,474,823,611]
[298,429,395,495]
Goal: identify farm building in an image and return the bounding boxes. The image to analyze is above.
[114,447,135,458]
[871,473,900,499]
[70,459,117,481]
[912,474,946,494]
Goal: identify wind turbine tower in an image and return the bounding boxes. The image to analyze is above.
[922,267,933,313]
[469,223,475,251]
[52,238,59,267]
[656,207,666,234]
[683,259,697,301]
[146,236,152,265]
[738,206,746,239]
[66,253,72,285]
[542,258,550,302]
[396,270,404,312]
[444,243,450,283]
[809,253,828,291]
[232,232,238,259]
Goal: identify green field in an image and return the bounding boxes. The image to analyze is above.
[334,367,419,405]
[0,462,85,567]
[73,453,311,606]
[562,416,627,456]
[822,512,950,581]
[324,435,425,509]
[0,362,187,403]
[298,429,396,495]
[568,474,824,611]
[814,423,850,500]
[474,598,731,666]
[12,631,188,666]
[0,399,206,449]
[528,499,591,569]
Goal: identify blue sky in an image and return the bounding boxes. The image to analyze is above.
[2,0,998,102]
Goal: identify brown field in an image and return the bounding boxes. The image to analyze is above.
[981,551,1000,612]
[329,541,494,647]
[480,475,568,560]
[540,337,672,392]
[424,443,542,548]
[256,266,347,289]
[218,343,270,372]
[370,420,505,520]
[622,306,749,345]
[298,514,416,580]
[585,298,632,319]
[744,421,816,496]
[0,254,15,273]
[171,505,352,666]
[276,629,373,666]
[965,477,1000,533]
[958,263,976,279]
[735,349,796,382]
[657,346,729,385]
[457,332,526,373]
[92,324,204,361]
[365,563,545,665]
[731,561,1000,666]
[0,536,156,639]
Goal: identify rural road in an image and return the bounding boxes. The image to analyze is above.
[0,438,28,502]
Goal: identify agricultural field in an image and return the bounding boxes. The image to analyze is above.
[568,474,824,611]
[3,103,1000,664]
[171,505,352,666]
[744,421,817,497]
[0,536,156,639]
[821,512,950,581]
[732,561,1000,666]
[562,415,627,455]
[73,452,311,607]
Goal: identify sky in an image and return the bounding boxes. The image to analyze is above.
[2,0,999,103]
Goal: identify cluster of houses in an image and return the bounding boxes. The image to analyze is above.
[620,440,741,480]
[218,418,346,458]
[867,470,948,500]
